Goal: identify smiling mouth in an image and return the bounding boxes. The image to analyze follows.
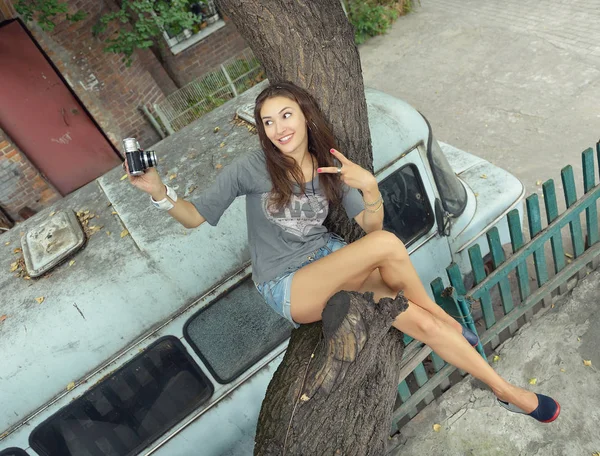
[278,133,293,144]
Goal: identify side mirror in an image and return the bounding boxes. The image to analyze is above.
[434,198,447,236]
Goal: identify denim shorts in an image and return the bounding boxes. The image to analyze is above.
[254,233,347,328]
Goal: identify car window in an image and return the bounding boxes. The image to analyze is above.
[0,449,29,456]
[184,277,293,384]
[380,164,434,246]
[30,337,213,456]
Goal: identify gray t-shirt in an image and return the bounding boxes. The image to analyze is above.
[192,149,364,283]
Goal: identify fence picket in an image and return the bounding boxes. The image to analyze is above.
[486,227,514,315]
[412,363,435,405]
[507,209,531,300]
[429,352,449,390]
[526,195,549,287]
[597,140,600,178]
[582,148,598,248]
[561,166,586,258]
[396,380,417,419]
[468,245,496,330]
[542,179,566,275]
[446,263,467,295]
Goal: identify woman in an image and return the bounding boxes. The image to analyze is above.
[126,81,560,423]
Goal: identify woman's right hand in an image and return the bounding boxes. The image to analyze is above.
[123,161,166,200]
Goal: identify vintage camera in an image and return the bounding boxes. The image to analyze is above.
[122,138,158,176]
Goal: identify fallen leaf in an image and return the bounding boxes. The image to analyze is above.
[528,378,537,385]
[120,229,129,238]
[551,304,555,308]
[474,192,479,197]
[13,248,21,254]
[112,211,118,215]
[49,211,56,217]
[493,355,500,363]
[213,126,220,133]
[560,368,566,372]
[169,173,177,180]
[584,360,592,367]
[565,253,573,259]
[0,315,7,323]
[578,337,581,342]
[107,202,112,207]
[35,296,45,304]
[300,394,310,402]
[24,276,30,280]
[69,260,75,267]
[4,241,10,245]
[219,142,225,148]
[433,424,441,432]
[10,262,18,272]
[536,180,542,186]
[215,163,223,170]
[120,174,128,181]
[106,231,111,236]
[480,174,488,179]
[66,382,75,391]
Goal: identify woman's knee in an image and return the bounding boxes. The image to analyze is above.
[364,231,408,261]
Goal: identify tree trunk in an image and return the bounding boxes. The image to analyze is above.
[254,291,408,456]
[217,0,372,240]
[215,2,407,454]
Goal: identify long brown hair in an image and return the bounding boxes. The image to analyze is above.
[254,81,342,210]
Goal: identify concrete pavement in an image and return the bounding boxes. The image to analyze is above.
[360,0,600,210]
[358,1,600,453]
[390,269,600,455]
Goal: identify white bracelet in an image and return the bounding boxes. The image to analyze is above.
[150,185,177,210]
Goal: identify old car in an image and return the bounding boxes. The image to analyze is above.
[0,83,523,456]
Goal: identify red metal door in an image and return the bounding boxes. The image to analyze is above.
[0,20,121,195]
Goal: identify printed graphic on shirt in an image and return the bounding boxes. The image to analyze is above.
[262,191,329,238]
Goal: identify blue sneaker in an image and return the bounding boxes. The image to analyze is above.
[497,393,561,423]
[462,326,480,347]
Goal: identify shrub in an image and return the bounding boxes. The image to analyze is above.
[347,0,413,44]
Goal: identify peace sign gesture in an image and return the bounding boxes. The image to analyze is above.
[317,149,377,192]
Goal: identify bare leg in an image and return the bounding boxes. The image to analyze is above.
[290,231,538,413]
[363,268,463,333]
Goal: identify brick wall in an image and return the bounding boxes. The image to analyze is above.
[4,0,172,150]
[160,19,248,87]
[0,129,60,221]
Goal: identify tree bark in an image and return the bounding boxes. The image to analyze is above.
[215,2,408,454]
[254,291,408,456]
[217,0,372,240]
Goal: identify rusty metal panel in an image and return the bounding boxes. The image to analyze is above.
[0,20,121,195]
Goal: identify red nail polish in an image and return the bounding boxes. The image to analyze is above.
[317,168,322,173]
[330,149,335,154]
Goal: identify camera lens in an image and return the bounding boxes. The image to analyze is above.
[142,150,157,170]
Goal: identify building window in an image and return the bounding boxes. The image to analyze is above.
[163,0,225,55]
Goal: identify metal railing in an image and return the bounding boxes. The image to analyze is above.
[389,141,600,437]
[154,48,265,134]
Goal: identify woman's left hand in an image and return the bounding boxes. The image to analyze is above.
[317,148,377,192]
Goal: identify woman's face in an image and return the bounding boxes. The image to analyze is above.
[260,96,308,156]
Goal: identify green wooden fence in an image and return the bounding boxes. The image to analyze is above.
[390,142,600,435]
